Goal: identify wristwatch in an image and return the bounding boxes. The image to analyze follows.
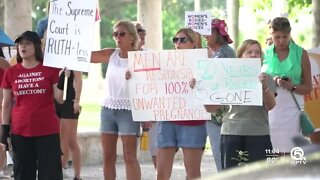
[291,86,297,91]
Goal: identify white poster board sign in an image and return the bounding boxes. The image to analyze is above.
[185,11,211,35]
[128,49,211,121]
[43,0,97,72]
[194,58,262,106]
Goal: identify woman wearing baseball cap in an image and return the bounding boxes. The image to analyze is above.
[1,30,66,180]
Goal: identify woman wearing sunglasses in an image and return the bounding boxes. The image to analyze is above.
[156,28,207,180]
[90,20,141,180]
[133,22,159,170]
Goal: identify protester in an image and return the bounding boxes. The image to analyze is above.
[1,30,65,180]
[134,22,147,51]
[90,20,141,180]
[261,17,312,154]
[156,28,207,180]
[203,18,236,171]
[56,70,82,180]
[0,48,10,173]
[133,21,158,168]
[204,39,275,169]
[35,3,83,177]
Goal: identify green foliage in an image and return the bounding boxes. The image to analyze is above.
[288,0,312,9]
[32,0,49,30]
[31,0,314,64]
[162,0,193,50]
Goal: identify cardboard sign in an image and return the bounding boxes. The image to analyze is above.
[305,48,320,129]
[128,49,211,121]
[43,0,97,72]
[194,58,263,106]
[185,11,211,35]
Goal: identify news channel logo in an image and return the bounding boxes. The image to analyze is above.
[290,147,307,165]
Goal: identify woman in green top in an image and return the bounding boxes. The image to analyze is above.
[261,17,312,154]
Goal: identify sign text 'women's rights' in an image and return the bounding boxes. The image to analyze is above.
[44,0,97,72]
[194,58,263,106]
[128,49,211,121]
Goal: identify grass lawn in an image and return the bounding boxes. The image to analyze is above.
[78,103,100,130]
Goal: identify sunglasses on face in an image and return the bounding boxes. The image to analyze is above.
[172,37,190,44]
[137,28,146,34]
[112,31,126,38]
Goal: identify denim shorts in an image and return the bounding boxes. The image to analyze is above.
[100,107,140,136]
[157,121,207,148]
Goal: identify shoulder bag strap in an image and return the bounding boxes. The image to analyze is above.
[290,92,301,111]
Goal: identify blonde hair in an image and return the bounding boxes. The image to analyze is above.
[236,39,263,60]
[114,20,139,50]
[175,28,200,48]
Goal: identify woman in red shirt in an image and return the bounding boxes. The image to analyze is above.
[1,31,65,180]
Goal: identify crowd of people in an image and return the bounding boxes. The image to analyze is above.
[0,10,314,180]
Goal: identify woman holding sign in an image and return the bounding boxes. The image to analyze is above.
[156,28,207,180]
[90,20,141,180]
[262,17,312,154]
[202,18,236,172]
[202,40,276,169]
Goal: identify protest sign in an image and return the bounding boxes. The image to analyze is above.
[305,48,320,128]
[185,11,211,35]
[43,0,97,72]
[128,49,211,121]
[194,58,262,106]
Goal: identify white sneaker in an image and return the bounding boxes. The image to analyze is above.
[62,168,69,178]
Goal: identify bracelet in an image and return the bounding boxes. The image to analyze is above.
[291,86,297,92]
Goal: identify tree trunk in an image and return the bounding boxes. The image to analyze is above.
[312,0,320,47]
[194,0,201,11]
[227,0,239,50]
[137,0,163,50]
[4,0,32,38]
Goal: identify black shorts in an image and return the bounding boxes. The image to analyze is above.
[55,100,80,119]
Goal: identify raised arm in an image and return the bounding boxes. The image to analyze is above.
[91,48,116,64]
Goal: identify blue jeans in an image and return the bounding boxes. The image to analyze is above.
[206,121,222,171]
